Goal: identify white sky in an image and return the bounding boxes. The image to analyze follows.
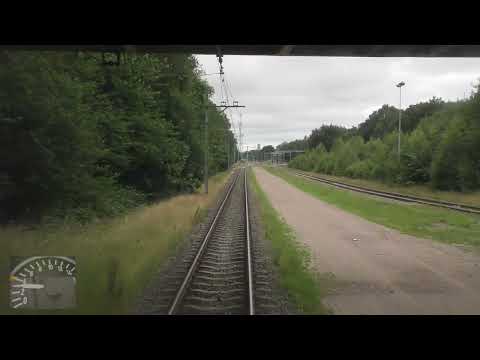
[196,55,480,151]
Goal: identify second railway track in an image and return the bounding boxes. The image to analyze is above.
[292,170,480,215]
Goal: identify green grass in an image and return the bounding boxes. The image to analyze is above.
[294,168,480,207]
[264,166,480,248]
[0,171,230,315]
[248,167,332,314]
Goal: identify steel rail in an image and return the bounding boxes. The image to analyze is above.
[167,171,240,315]
[167,168,255,315]
[293,171,480,215]
[244,168,255,315]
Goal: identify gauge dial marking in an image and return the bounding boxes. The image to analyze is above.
[12,283,45,289]
[10,256,76,310]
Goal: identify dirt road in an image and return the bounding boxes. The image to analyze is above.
[253,167,480,314]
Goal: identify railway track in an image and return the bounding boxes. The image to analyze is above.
[292,170,480,215]
[135,167,289,315]
[166,168,254,315]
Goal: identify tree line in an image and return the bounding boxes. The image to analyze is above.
[0,51,237,223]
[286,84,480,192]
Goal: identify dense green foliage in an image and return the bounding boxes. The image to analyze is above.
[358,98,445,141]
[262,145,275,153]
[277,138,307,151]
[0,51,237,223]
[308,125,347,151]
[288,84,480,191]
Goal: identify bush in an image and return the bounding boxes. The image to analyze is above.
[345,160,374,179]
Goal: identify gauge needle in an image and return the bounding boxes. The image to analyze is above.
[12,283,45,289]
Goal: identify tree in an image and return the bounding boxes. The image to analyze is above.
[277,137,308,151]
[307,125,347,151]
[0,50,237,223]
[288,82,480,192]
[262,145,275,153]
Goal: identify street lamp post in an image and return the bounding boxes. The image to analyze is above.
[396,81,405,158]
[204,95,209,194]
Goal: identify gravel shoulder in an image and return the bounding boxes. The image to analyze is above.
[253,166,480,315]
[248,171,297,314]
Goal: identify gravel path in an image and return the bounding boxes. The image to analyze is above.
[253,166,480,315]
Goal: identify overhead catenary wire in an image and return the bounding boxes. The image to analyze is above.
[222,71,244,155]
[219,63,237,152]
[224,76,236,105]
[217,72,226,107]
[224,75,245,151]
[215,61,232,160]
[208,54,244,160]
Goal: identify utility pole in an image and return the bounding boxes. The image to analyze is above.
[239,120,243,161]
[225,130,230,169]
[203,98,244,190]
[232,135,236,164]
[217,102,245,165]
[396,81,405,158]
[235,133,238,164]
[204,94,209,194]
[228,138,230,169]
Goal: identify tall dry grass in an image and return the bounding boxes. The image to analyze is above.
[0,171,230,314]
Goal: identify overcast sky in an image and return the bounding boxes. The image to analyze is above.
[196,55,480,151]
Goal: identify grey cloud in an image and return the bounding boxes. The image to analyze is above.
[196,54,480,150]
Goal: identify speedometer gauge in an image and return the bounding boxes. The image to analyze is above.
[9,256,76,310]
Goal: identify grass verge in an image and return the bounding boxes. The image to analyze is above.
[265,166,480,248]
[0,171,230,315]
[248,167,331,314]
